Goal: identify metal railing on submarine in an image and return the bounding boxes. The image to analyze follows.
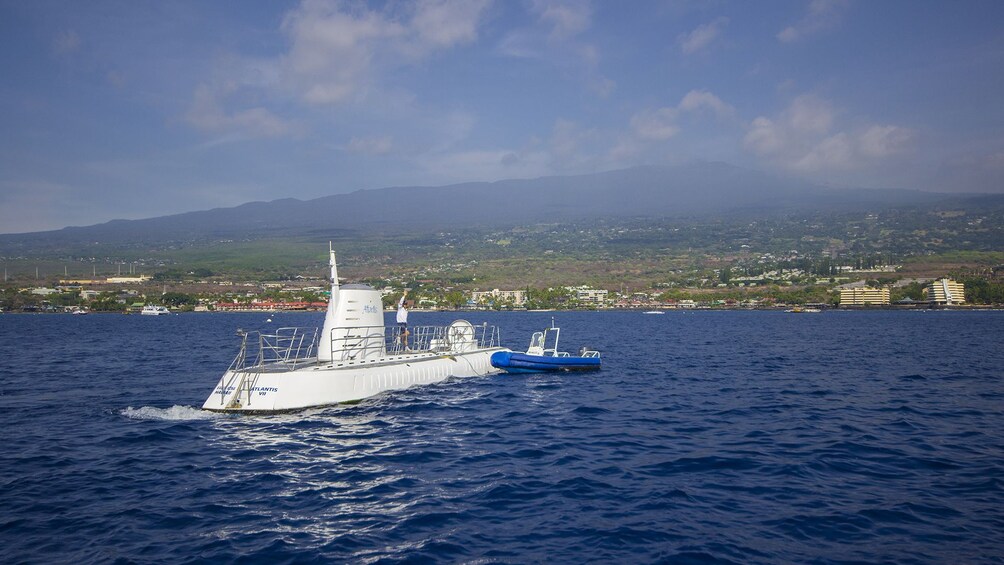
[214,322,501,407]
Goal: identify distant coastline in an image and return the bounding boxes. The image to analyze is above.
[6,304,1000,315]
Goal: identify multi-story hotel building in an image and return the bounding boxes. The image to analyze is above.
[575,287,609,306]
[470,288,527,307]
[927,279,965,305]
[839,286,890,306]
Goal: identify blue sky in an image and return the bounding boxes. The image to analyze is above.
[2,0,1002,233]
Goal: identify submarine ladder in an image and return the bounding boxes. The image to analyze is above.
[218,330,264,410]
[226,366,263,410]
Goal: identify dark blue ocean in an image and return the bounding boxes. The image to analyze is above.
[2,310,1003,564]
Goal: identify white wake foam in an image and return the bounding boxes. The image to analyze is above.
[121,405,220,421]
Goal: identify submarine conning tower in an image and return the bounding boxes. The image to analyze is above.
[317,245,386,363]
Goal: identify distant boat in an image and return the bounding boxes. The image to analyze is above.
[141,305,170,316]
[785,307,821,313]
[71,308,88,315]
[491,320,601,374]
[643,310,665,314]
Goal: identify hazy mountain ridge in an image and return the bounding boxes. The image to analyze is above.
[0,163,977,253]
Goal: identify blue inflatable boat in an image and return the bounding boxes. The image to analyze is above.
[491,322,601,374]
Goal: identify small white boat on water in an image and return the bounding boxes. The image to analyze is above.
[202,245,509,413]
[141,305,170,316]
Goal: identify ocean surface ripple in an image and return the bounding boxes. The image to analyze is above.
[2,310,1002,563]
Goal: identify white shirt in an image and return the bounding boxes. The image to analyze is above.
[396,296,408,324]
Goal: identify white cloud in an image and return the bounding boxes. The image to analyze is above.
[532,0,593,40]
[498,1,594,51]
[777,0,849,43]
[787,94,835,134]
[743,94,916,174]
[793,132,853,171]
[631,108,680,141]
[183,0,493,145]
[631,89,734,142]
[186,84,300,139]
[412,0,492,47]
[742,95,835,159]
[278,0,491,106]
[606,136,644,162]
[678,17,729,55]
[858,125,914,158]
[281,1,405,105]
[678,89,735,118]
[495,30,538,58]
[743,116,786,157]
[497,1,612,98]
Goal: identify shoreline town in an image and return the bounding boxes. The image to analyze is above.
[3,277,994,314]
